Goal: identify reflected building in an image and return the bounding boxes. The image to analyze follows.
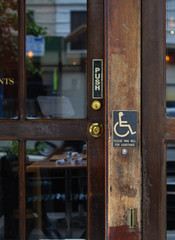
[26,0,87,119]
[166,0,175,114]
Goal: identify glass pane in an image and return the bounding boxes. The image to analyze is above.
[26,1,87,119]
[167,144,175,239]
[0,141,19,239]
[0,1,18,119]
[26,140,87,239]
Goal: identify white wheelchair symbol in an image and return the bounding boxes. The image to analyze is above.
[114,112,136,138]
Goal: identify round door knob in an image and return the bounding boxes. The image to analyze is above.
[89,123,103,137]
[91,100,101,110]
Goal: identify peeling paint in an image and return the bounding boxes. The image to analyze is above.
[119,184,137,198]
[109,226,140,240]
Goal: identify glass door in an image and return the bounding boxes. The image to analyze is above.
[0,0,105,239]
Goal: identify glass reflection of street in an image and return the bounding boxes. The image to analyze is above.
[26,0,87,119]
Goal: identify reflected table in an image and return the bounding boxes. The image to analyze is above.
[27,154,87,238]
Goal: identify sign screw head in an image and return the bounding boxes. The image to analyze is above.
[122,148,128,155]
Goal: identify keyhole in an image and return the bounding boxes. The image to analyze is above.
[93,126,100,135]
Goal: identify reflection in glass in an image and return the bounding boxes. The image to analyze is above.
[0,1,18,119]
[26,1,87,119]
[167,144,175,239]
[26,140,87,239]
[0,141,19,239]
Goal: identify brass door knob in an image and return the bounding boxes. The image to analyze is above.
[89,123,103,137]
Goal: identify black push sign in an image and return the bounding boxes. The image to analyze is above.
[113,111,137,148]
[92,59,103,99]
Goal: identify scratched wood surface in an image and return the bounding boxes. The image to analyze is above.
[105,0,141,239]
[142,0,166,239]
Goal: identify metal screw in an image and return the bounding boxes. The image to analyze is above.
[122,148,128,155]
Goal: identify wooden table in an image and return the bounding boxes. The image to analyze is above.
[26,154,87,237]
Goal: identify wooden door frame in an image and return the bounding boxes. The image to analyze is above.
[105,0,141,239]
[0,0,105,239]
[105,0,170,239]
[142,0,167,239]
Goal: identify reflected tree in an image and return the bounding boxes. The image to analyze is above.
[0,0,18,76]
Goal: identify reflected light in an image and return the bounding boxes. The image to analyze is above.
[73,61,77,66]
[28,50,34,58]
[170,30,175,35]
[168,17,175,27]
[166,55,170,63]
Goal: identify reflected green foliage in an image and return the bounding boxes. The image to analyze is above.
[26,9,47,37]
[6,140,47,156]
[7,141,18,156]
[0,0,18,74]
[0,2,47,76]
[26,57,43,76]
[26,10,47,76]
[26,140,47,155]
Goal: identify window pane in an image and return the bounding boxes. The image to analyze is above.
[26,140,87,239]
[26,0,87,119]
[0,141,19,239]
[0,1,18,119]
[167,144,175,239]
